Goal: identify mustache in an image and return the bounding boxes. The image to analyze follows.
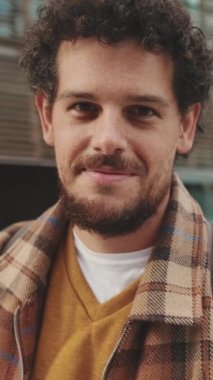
[72,153,146,175]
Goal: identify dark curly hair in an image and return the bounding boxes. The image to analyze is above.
[20,0,212,114]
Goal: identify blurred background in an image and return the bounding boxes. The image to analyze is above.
[0,0,212,228]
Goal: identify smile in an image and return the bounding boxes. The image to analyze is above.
[85,168,135,185]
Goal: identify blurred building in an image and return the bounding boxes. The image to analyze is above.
[0,0,212,227]
[0,0,53,165]
[179,0,213,220]
[0,0,57,228]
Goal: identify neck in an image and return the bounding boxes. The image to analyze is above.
[73,194,169,253]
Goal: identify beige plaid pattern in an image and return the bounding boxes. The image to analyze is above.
[0,174,212,379]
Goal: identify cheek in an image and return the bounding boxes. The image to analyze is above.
[53,137,70,167]
[53,135,86,171]
[135,137,177,174]
[134,137,167,161]
[55,124,91,155]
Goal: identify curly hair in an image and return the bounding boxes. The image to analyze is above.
[20,0,212,113]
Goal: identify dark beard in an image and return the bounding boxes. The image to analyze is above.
[60,184,158,237]
[58,152,169,238]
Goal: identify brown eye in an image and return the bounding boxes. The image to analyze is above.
[126,105,159,119]
[70,102,99,114]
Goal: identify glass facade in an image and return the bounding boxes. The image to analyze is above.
[183,0,213,38]
[181,0,213,221]
[0,0,42,39]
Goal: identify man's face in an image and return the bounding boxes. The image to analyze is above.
[37,39,199,236]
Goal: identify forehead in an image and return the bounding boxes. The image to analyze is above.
[56,38,175,99]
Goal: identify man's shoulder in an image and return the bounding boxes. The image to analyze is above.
[0,220,32,255]
[0,200,67,258]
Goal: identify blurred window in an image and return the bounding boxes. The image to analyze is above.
[0,0,41,39]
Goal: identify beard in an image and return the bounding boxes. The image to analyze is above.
[58,153,170,238]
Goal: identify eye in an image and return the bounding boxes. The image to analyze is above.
[126,105,160,120]
[68,102,100,118]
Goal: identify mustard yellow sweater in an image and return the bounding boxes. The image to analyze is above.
[32,231,138,379]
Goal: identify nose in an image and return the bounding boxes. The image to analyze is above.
[91,110,128,155]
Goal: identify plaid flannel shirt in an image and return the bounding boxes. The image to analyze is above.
[0,174,212,380]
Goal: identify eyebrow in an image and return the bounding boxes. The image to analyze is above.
[126,95,170,108]
[57,90,170,108]
[57,91,96,102]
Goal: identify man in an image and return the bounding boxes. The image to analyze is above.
[0,0,212,379]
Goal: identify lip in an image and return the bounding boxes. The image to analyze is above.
[85,168,135,185]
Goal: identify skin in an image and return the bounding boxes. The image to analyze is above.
[36,38,201,253]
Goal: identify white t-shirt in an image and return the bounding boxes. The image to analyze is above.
[74,232,153,303]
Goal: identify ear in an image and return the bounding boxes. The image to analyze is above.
[35,91,55,146]
[176,103,201,155]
